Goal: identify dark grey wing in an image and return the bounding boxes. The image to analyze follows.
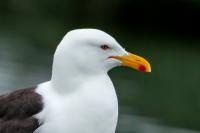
[0,87,43,133]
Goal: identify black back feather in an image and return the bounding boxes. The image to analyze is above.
[0,87,43,133]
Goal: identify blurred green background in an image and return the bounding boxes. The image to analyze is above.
[0,0,200,133]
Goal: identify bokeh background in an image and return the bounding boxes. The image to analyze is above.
[0,0,200,133]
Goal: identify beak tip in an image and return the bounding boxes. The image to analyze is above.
[146,66,151,73]
[138,65,151,73]
[147,69,151,73]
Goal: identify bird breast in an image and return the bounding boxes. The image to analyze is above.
[35,76,118,133]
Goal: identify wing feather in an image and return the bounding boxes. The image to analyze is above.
[0,87,43,133]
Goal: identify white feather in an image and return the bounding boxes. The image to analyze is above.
[34,29,128,133]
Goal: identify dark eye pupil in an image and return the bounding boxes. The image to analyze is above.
[101,45,109,50]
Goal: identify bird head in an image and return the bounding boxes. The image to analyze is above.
[53,29,151,77]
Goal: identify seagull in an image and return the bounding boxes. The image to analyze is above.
[0,29,151,133]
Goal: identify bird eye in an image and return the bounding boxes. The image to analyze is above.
[100,45,110,50]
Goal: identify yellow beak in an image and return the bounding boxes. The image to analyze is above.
[110,52,151,72]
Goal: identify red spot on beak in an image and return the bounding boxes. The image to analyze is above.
[139,65,146,72]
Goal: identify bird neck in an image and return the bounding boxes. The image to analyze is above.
[51,61,108,94]
[51,72,110,94]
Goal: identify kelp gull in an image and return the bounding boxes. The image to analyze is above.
[0,29,151,133]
